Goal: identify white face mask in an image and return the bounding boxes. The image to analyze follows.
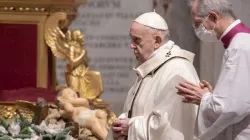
[195,17,218,42]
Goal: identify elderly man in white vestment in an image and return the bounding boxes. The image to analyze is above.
[176,0,250,140]
[106,12,200,140]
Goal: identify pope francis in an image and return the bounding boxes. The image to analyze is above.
[106,12,199,140]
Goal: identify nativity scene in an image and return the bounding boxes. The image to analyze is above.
[0,0,116,139]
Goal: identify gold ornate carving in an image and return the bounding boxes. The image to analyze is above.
[0,0,86,15]
[0,105,16,120]
[0,6,77,15]
[16,101,36,122]
[0,6,48,12]
[0,101,35,122]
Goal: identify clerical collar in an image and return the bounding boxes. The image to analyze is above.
[220,19,241,40]
[221,19,250,49]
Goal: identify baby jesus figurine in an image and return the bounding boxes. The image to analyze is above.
[46,88,108,140]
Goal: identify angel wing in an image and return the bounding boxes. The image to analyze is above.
[45,28,69,59]
[44,12,70,60]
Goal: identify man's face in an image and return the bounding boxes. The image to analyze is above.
[129,22,156,65]
[191,2,215,31]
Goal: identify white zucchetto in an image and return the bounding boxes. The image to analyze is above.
[134,12,168,30]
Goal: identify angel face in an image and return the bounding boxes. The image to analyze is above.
[72,30,84,43]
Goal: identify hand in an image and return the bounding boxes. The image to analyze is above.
[112,119,122,138]
[200,80,213,92]
[176,81,210,105]
[112,118,130,139]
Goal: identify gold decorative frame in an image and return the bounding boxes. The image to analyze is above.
[0,0,86,88]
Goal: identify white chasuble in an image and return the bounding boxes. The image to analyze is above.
[107,40,200,140]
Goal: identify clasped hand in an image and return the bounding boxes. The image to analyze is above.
[176,80,213,105]
[111,118,130,140]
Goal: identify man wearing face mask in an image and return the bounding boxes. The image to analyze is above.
[106,12,199,140]
[176,0,250,140]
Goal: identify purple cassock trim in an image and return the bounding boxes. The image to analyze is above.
[221,22,250,49]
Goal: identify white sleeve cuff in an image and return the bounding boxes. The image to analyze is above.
[200,92,212,110]
[128,116,147,139]
[129,116,144,125]
[202,92,211,101]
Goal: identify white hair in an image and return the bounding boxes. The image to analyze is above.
[197,0,236,19]
[146,26,170,41]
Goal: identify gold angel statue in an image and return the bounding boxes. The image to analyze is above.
[44,13,103,101]
[44,12,116,129]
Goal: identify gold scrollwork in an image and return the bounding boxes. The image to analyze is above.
[0,6,77,14]
[0,101,35,122]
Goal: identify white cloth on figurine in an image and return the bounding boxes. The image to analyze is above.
[195,20,250,140]
[106,40,199,140]
[77,110,96,127]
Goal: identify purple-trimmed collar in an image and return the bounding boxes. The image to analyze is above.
[221,20,250,49]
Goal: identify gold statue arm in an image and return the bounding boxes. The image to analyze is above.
[69,49,87,68]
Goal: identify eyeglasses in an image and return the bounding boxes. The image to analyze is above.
[192,16,209,29]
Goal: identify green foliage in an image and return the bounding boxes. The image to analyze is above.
[30,124,45,135]
[13,116,20,124]
[19,116,31,130]
[0,117,9,129]
[60,126,74,134]
[20,127,31,135]
[0,117,75,140]
[13,134,31,139]
[0,135,11,140]
[42,134,53,140]
[30,125,73,140]
[55,134,67,140]
[0,132,5,137]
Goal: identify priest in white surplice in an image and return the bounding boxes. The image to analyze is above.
[106,12,199,140]
[176,0,250,140]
